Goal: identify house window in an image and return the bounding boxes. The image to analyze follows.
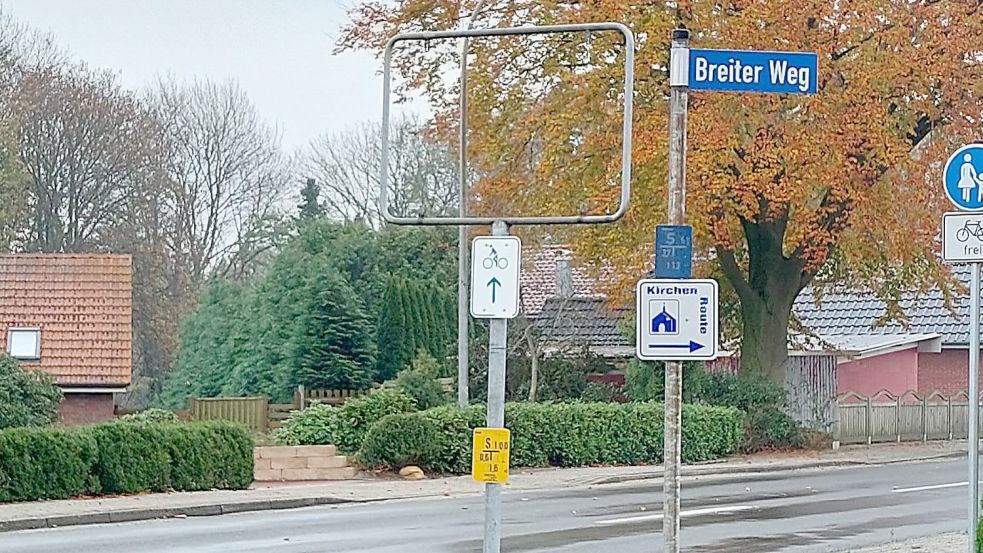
[7,328,40,360]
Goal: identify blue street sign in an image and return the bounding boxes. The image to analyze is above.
[688,49,818,94]
[944,144,983,211]
[655,225,692,279]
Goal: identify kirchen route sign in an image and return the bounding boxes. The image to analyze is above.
[636,279,719,361]
[469,236,521,319]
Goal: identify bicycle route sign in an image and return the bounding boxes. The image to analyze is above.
[636,279,719,361]
[470,236,521,319]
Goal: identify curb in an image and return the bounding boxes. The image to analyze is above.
[585,451,967,486]
[0,496,351,534]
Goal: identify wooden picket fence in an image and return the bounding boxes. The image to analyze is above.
[835,390,980,444]
[188,386,376,432]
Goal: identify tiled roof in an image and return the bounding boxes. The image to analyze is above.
[535,297,631,350]
[520,245,599,315]
[0,254,132,387]
[794,264,973,346]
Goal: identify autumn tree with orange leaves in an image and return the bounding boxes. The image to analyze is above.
[341,1,983,383]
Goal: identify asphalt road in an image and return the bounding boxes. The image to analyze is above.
[3,458,973,553]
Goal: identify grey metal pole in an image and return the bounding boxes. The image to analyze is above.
[484,219,509,553]
[457,0,489,408]
[664,28,690,553]
[970,262,980,553]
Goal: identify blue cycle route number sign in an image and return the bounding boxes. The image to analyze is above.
[943,144,983,212]
[688,49,818,95]
[655,225,692,279]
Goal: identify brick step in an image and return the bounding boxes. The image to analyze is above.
[255,445,338,459]
[255,466,358,482]
[255,455,350,471]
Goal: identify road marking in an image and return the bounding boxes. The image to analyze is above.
[892,481,983,494]
[594,505,754,526]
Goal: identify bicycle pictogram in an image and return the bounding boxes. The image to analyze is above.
[482,245,509,270]
[956,219,983,242]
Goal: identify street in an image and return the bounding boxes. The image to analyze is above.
[2,458,970,553]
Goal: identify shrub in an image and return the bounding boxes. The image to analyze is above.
[273,403,338,446]
[275,388,417,453]
[625,359,704,403]
[696,372,802,452]
[743,405,803,452]
[119,408,180,424]
[698,372,785,411]
[580,381,620,403]
[0,355,62,429]
[357,401,743,473]
[394,352,448,410]
[0,421,252,503]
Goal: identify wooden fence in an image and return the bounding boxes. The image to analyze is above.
[188,387,372,432]
[189,396,270,433]
[835,390,981,444]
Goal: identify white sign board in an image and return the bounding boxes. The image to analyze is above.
[470,236,521,319]
[636,279,719,361]
[943,212,983,263]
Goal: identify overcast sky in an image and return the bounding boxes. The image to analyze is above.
[0,0,419,150]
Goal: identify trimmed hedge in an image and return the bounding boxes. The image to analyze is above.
[0,421,253,503]
[358,401,743,473]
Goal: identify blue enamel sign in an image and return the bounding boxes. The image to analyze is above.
[944,144,983,212]
[688,49,818,94]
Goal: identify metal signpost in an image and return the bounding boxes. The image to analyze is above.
[651,29,818,553]
[940,143,983,552]
[381,23,635,553]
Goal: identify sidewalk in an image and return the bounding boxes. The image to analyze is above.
[0,440,967,533]
[837,533,965,552]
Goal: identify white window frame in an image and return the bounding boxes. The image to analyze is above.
[7,327,41,361]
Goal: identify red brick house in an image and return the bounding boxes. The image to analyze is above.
[0,254,132,425]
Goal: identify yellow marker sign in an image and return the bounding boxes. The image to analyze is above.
[472,427,511,483]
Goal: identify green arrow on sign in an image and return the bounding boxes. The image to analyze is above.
[487,277,501,303]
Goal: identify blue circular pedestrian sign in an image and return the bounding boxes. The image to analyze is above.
[944,144,983,211]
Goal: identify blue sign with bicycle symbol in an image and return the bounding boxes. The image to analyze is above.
[944,144,983,211]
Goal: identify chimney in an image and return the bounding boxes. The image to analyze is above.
[555,258,575,298]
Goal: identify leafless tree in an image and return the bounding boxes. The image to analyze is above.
[149,77,290,284]
[13,65,166,253]
[298,116,458,227]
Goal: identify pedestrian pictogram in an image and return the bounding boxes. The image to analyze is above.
[944,144,983,211]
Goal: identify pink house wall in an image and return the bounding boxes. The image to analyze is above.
[917,349,983,395]
[837,348,919,396]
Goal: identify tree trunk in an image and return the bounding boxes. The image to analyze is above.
[737,289,796,383]
[717,215,812,384]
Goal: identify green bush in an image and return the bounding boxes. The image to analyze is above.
[273,403,337,446]
[698,372,785,411]
[0,421,253,503]
[696,372,802,452]
[580,381,620,403]
[0,355,63,429]
[394,352,448,410]
[357,401,743,473]
[275,388,417,453]
[0,426,98,502]
[119,408,180,424]
[624,359,704,403]
[743,405,803,452]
